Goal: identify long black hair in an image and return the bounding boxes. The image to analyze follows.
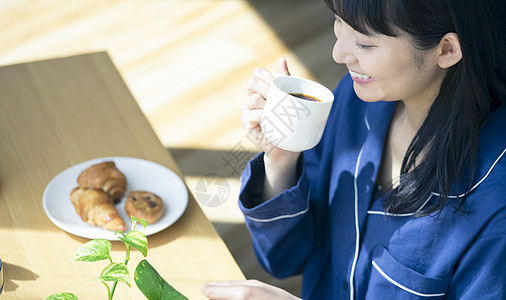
[324,0,506,216]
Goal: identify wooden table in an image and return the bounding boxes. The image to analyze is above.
[0,52,245,299]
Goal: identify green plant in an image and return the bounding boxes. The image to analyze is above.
[44,216,187,300]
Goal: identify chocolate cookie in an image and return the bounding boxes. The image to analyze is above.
[124,190,164,224]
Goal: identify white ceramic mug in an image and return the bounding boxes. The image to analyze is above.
[260,75,334,152]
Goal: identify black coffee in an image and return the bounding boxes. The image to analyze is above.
[290,93,322,102]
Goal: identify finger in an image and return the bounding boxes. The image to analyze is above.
[201,283,251,300]
[202,280,301,300]
[276,57,291,76]
[253,67,276,85]
[243,93,266,110]
[204,280,259,287]
[241,109,264,131]
[239,279,264,287]
[247,127,275,151]
[247,74,271,98]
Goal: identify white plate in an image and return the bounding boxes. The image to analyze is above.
[43,157,188,240]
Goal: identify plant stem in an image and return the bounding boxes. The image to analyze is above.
[110,220,138,299]
[110,242,132,298]
[110,281,118,299]
[101,281,112,300]
[125,245,131,265]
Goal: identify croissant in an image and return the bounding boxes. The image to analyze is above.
[77,161,127,203]
[70,187,126,232]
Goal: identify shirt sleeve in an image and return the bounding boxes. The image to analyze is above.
[238,151,316,278]
[237,76,353,279]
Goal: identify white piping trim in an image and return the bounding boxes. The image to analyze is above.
[245,192,310,223]
[347,110,377,294]
[349,144,365,300]
[367,210,415,217]
[367,193,434,217]
[372,261,446,297]
[435,147,506,199]
[364,114,371,131]
[367,147,506,216]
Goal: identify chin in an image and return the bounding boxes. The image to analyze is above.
[353,90,381,103]
[352,83,389,103]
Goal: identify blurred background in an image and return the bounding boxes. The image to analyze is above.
[1,0,347,296]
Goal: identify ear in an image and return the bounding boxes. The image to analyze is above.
[437,33,462,69]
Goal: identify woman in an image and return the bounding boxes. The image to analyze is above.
[203,0,506,298]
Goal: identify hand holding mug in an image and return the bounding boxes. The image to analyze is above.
[243,58,334,155]
[243,58,334,201]
[261,73,334,152]
[243,57,296,162]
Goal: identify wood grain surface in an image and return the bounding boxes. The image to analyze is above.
[0,52,244,299]
[0,0,346,151]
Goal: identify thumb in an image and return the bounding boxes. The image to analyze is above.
[276,57,290,76]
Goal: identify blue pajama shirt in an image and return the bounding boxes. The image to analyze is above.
[239,75,506,299]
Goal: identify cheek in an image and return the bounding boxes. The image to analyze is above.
[353,58,415,101]
[366,54,412,83]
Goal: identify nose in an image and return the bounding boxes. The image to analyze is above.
[332,35,356,65]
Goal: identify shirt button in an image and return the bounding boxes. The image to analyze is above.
[343,282,349,291]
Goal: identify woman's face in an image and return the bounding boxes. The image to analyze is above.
[332,16,446,106]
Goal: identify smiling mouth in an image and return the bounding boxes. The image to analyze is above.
[349,70,372,80]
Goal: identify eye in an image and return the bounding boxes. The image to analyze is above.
[355,41,375,50]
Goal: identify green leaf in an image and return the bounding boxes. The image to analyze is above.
[162,282,188,300]
[43,292,78,300]
[135,260,164,299]
[72,239,111,262]
[99,262,131,287]
[135,259,187,300]
[131,216,148,228]
[118,230,148,257]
